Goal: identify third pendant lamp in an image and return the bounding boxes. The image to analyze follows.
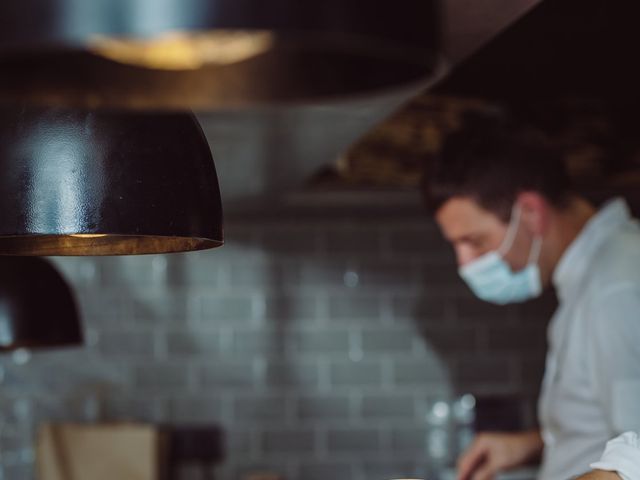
[0,0,441,109]
[0,106,224,255]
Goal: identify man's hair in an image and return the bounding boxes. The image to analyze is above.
[422,113,573,221]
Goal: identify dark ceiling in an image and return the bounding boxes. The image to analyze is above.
[434,0,640,104]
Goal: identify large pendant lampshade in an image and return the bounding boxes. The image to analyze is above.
[0,257,82,351]
[0,107,224,255]
[0,0,441,110]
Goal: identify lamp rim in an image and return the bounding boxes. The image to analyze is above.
[0,234,224,256]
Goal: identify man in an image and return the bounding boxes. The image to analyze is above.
[422,115,640,480]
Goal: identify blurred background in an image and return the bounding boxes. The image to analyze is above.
[0,0,639,479]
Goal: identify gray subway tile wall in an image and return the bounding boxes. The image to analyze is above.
[2,213,554,480]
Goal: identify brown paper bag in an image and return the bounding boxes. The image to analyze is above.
[36,422,166,480]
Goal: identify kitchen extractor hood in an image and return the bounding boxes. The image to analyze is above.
[196,0,544,206]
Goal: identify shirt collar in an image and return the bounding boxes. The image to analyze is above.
[553,197,632,302]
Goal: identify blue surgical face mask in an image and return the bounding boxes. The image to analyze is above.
[458,205,542,305]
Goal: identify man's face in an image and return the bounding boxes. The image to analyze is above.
[435,196,534,271]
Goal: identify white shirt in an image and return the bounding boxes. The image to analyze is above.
[538,198,640,480]
[591,431,640,480]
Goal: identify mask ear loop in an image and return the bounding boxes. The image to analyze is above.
[498,205,522,256]
[528,236,543,265]
[498,205,543,265]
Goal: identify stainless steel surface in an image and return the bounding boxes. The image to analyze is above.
[200,80,437,207]
[443,0,541,63]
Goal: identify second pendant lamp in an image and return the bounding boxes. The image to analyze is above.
[0,256,82,351]
[0,107,223,255]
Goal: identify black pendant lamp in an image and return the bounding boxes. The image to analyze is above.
[0,257,82,351]
[0,107,224,255]
[0,0,441,110]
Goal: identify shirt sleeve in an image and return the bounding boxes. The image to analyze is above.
[587,285,640,434]
[590,432,640,480]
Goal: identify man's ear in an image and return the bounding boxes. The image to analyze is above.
[516,191,550,236]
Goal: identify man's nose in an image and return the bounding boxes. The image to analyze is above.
[456,246,476,267]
